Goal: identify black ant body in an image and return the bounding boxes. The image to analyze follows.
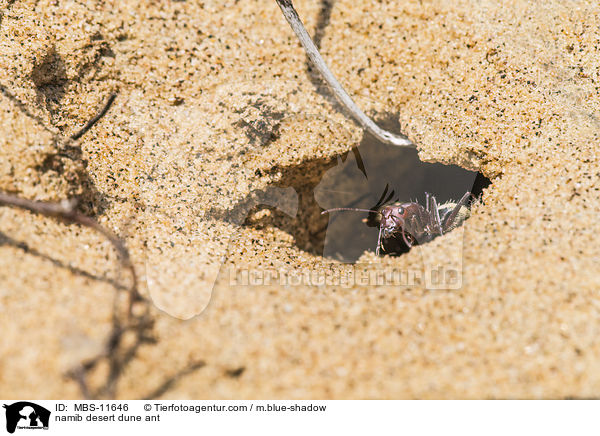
[322,185,473,256]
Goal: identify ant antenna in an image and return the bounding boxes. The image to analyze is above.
[372,184,395,211]
[321,207,379,215]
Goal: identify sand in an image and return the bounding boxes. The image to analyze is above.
[0,0,599,399]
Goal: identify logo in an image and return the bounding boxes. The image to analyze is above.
[3,402,50,433]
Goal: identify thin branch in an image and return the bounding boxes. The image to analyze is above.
[0,194,139,304]
[70,93,117,140]
[0,84,118,148]
[0,192,154,399]
[275,0,415,148]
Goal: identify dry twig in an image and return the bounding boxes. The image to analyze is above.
[0,194,139,306]
[70,92,117,140]
[0,90,155,398]
[275,0,414,147]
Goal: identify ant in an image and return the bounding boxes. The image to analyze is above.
[322,185,474,256]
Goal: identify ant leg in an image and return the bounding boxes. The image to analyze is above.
[405,215,421,245]
[442,191,472,231]
[401,227,413,248]
[430,195,443,236]
[376,226,384,256]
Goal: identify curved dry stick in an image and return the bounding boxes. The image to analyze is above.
[275,0,415,148]
[0,192,149,399]
[0,194,139,306]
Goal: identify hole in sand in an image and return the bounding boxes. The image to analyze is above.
[244,114,491,263]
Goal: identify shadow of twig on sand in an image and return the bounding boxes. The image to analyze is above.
[307,0,336,99]
[0,230,129,291]
[142,361,207,400]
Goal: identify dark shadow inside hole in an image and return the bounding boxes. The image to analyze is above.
[242,113,491,263]
[239,156,337,256]
[316,114,490,262]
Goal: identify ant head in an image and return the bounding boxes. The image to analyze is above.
[378,203,407,237]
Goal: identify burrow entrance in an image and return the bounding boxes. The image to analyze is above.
[244,115,491,263]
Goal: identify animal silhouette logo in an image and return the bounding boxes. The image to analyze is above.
[3,402,50,433]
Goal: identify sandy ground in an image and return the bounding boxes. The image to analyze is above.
[0,0,599,398]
